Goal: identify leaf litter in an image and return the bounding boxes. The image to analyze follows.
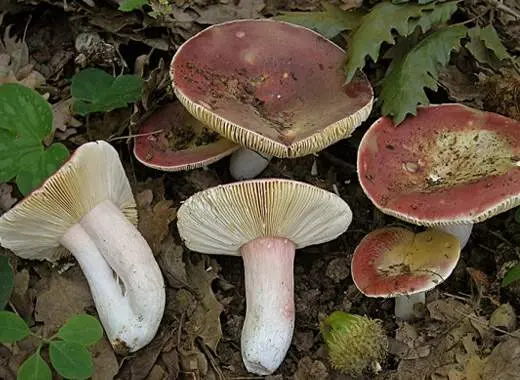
[1,0,520,378]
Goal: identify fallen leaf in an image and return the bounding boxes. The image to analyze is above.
[157,236,188,289]
[482,335,520,380]
[294,356,328,380]
[35,266,94,336]
[138,198,177,255]
[92,337,119,380]
[52,98,82,133]
[438,65,483,107]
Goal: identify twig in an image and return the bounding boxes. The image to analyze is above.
[453,309,520,338]
[484,0,520,19]
[107,129,164,142]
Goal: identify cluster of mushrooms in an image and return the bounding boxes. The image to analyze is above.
[1,18,520,376]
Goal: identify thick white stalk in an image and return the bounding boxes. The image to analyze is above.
[229,148,272,180]
[395,292,425,320]
[240,237,295,375]
[60,200,165,353]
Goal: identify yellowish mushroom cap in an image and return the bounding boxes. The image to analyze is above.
[0,141,137,261]
[177,178,352,255]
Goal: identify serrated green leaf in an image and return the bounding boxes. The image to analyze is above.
[49,341,94,380]
[345,1,429,82]
[393,0,435,4]
[118,0,148,11]
[0,256,14,310]
[17,352,52,380]
[502,264,520,287]
[408,1,459,34]
[56,314,103,346]
[71,68,143,116]
[380,25,467,124]
[0,84,69,195]
[467,25,512,67]
[274,3,363,39]
[0,311,31,343]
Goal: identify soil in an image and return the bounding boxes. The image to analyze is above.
[1,0,520,380]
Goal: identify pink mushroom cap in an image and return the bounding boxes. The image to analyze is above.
[170,19,373,158]
[357,104,520,226]
[133,102,238,171]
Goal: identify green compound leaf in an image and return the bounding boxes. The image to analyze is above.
[0,311,31,343]
[380,25,467,124]
[71,68,143,116]
[0,256,14,310]
[17,352,52,380]
[502,264,520,287]
[0,83,69,195]
[118,0,149,11]
[49,340,94,380]
[274,3,363,39]
[56,314,103,346]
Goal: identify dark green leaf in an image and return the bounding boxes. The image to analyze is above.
[71,68,143,115]
[0,256,14,309]
[0,311,31,343]
[49,341,94,380]
[17,352,52,380]
[502,264,520,287]
[0,84,69,195]
[380,25,467,124]
[56,314,103,346]
[408,1,460,34]
[467,25,513,67]
[274,3,363,39]
[118,0,148,11]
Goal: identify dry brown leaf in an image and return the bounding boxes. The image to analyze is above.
[10,269,34,322]
[92,337,120,380]
[52,98,82,133]
[35,266,94,335]
[157,235,188,289]
[0,184,16,214]
[293,356,328,380]
[138,198,177,255]
[438,66,483,108]
[482,336,520,380]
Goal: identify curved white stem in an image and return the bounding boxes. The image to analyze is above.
[229,148,272,180]
[240,237,295,375]
[435,223,473,250]
[60,200,165,353]
[395,292,425,320]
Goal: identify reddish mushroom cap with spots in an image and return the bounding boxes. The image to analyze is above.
[133,102,239,171]
[351,227,461,298]
[170,19,374,158]
[357,104,520,226]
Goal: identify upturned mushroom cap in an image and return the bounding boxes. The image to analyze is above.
[0,140,137,261]
[177,178,352,255]
[357,104,520,226]
[133,102,239,171]
[171,19,373,158]
[351,227,460,297]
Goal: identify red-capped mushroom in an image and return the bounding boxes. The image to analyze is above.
[133,102,238,171]
[170,19,373,159]
[358,103,520,249]
[351,227,460,320]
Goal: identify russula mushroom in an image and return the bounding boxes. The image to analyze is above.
[357,104,520,317]
[0,141,165,353]
[170,19,373,177]
[177,179,352,375]
[133,102,239,171]
[351,227,460,320]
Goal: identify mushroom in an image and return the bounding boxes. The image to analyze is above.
[170,19,373,178]
[133,102,239,171]
[351,227,460,320]
[177,179,352,375]
[357,103,520,317]
[0,141,165,353]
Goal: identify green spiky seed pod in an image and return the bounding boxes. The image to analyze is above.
[320,311,387,376]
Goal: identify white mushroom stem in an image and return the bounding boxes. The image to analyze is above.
[240,237,296,375]
[395,293,426,321]
[395,223,473,320]
[59,200,165,353]
[229,148,272,180]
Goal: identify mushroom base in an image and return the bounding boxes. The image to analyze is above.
[240,236,296,375]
